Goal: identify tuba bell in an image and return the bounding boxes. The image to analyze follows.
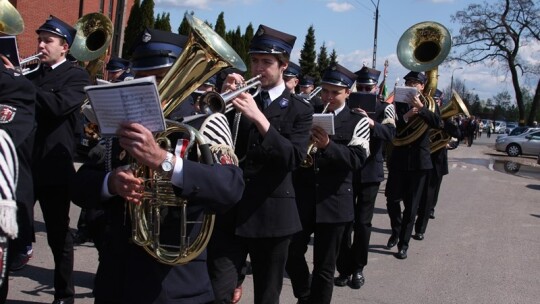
[0,0,24,36]
[129,14,246,265]
[393,21,451,147]
[429,90,470,152]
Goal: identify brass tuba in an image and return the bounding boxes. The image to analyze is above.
[70,13,114,79]
[392,21,451,146]
[0,0,24,36]
[130,14,246,265]
[429,90,470,152]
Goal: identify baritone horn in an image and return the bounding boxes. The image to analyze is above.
[130,14,246,265]
[393,21,451,147]
[430,90,470,152]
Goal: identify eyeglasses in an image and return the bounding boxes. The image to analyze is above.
[356,85,374,92]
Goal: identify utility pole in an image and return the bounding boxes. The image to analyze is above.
[371,0,380,68]
[450,67,463,95]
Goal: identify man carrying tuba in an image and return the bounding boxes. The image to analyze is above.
[384,71,441,260]
[70,28,245,304]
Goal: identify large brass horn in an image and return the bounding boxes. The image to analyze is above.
[430,90,470,152]
[0,0,24,35]
[130,14,246,265]
[393,21,451,147]
[70,13,113,62]
[159,14,247,118]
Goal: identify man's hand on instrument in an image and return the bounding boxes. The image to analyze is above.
[108,166,144,204]
[410,94,424,109]
[117,122,167,171]
[311,126,330,149]
[0,54,15,70]
[222,73,244,92]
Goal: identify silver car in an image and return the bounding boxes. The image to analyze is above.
[495,129,540,156]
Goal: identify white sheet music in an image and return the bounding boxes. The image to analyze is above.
[393,86,419,103]
[312,113,335,135]
[84,76,165,136]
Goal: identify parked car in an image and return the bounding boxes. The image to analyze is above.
[495,130,540,156]
[496,127,539,140]
[494,121,506,134]
[505,122,518,134]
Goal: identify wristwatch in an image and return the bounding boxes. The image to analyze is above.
[157,152,175,178]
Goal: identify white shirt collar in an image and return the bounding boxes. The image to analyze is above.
[266,81,286,103]
[50,58,67,70]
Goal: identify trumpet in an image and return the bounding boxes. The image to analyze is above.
[300,102,330,168]
[197,75,262,114]
[17,52,43,75]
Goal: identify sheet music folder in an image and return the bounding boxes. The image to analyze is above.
[84,76,166,136]
[0,36,21,66]
[348,92,377,114]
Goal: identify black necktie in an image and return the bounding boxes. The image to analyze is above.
[260,91,271,109]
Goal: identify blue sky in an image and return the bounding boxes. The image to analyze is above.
[154,0,540,101]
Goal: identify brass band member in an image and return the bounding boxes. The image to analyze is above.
[335,66,396,289]
[385,71,441,260]
[207,24,313,304]
[283,61,301,93]
[27,15,90,304]
[70,28,245,304]
[286,63,371,304]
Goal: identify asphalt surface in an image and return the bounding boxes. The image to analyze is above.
[5,135,540,304]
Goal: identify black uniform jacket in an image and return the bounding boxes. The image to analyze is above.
[70,139,245,304]
[294,106,369,224]
[0,65,36,205]
[431,119,461,178]
[27,61,89,187]
[230,90,313,238]
[389,101,441,171]
[356,101,396,183]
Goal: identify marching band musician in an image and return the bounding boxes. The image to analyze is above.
[25,15,91,304]
[286,63,370,304]
[413,89,460,239]
[70,28,245,304]
[207,24,313,304]
[299,75,323,107]
[105,56,133,83]
[385,71,441,260]
[283,61,301,93]
[0,48,36,300]
[335,66,396,289]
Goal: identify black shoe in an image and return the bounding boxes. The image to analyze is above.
[52,298,74,304]
[9,251,32,271]
[429,211,435,219]
[387,235,398,249]
[334,274,350,287]
[349,271,365,289]
[412,233,424,241]
[394,249,407,260]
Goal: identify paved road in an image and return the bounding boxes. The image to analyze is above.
[6,135,540,304]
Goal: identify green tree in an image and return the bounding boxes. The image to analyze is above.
[316,42,330,84]
[140,0,155,29]
[329,49,338,65]
[122,0,142,58]
[177,11,193,35]
[451,0,540,126]
[299,25,317,80]
[215,12,226,37]
[154,12,171,32]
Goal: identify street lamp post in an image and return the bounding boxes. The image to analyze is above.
[450,67,463,94]
[370,0,381,68]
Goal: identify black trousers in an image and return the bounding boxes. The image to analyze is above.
[286,222,346,304]
[208,231,291,304]
[36,185,74,299]
[415,170,444,234]
[386,169,427,251]
[336,182,380,275]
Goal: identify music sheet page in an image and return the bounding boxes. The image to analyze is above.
[393,86,418,103]
[84,76,166,136]
[312,113,335,135]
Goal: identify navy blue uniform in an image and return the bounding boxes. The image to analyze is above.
[27,61,89,300]
[71,135,244,303]
[287,105,370,304]
[337,100,396,275]
[208,89,313,304]
[0,64,36,301]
